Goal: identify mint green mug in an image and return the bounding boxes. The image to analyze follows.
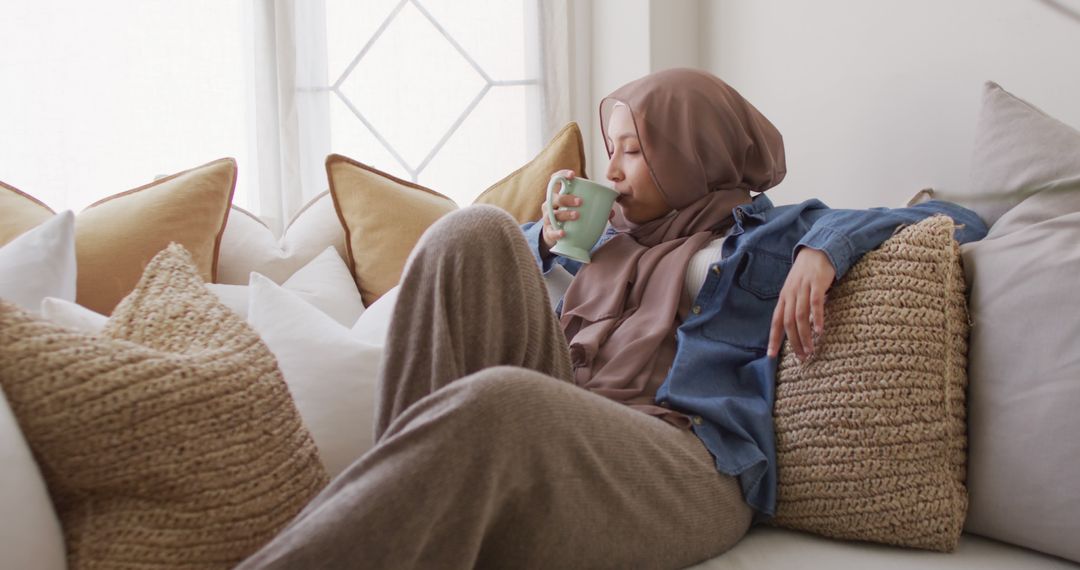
[546,175,619,263]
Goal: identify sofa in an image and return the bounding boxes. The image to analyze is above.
[2,82,1079,568]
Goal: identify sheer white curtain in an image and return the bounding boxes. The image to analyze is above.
[0,0,586,233]
[250,0,592,231]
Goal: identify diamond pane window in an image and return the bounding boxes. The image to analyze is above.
[324,0,542,206]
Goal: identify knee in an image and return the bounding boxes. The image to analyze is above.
[418,205,520,257]
[446,367,574,437]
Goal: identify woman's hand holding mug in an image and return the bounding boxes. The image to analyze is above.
[540,169,580,254]
[539,170,620,263]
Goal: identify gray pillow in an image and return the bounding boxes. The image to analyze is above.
[959,82,1080,564]
[957,81,1080,228]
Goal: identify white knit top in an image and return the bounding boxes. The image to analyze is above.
[684,227,734,301]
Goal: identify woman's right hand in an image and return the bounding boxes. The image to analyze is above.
[539,169,582,255]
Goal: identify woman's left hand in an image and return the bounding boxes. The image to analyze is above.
[767,247,836,361]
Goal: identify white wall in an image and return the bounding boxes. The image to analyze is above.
[586,0,701,177]
[700,0,1080,208]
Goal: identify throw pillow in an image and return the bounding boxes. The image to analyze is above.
[0,158,237,314]
[0,180,53,244]
[349,285,400,346]
[772,215,968,552]
[208,246,365,327]
[0,244,328,569]
[326,154,458,306]
[473,121,588,223]
[39,297,108,333]
[247,274,381,477]
[215,191,349,285]
[960,81,1080,228]
[327,122,588,305]
[0,211,76,313]
[960,189,1080,563]
[0,390,66,570]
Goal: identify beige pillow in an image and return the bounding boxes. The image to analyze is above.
[0,158,236,315]
[957,85,1080,564]
[959,81,1080,228]
[473,121,588,223]
[328,122,588,305]
[0,244,328,569]
[327,154,458,306]
[772,215,968,552]
[0,181,53,244]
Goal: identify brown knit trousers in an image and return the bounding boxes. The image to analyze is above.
[237,206,752,570]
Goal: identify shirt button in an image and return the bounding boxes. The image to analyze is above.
[659,401,670,408]
[691,305,702,314]
[692,416,704,425]
[711,266,721,275]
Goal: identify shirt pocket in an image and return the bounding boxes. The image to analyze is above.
[699,249,791,350]
[737,249,791,300]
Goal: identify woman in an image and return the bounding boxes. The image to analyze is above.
[239,68,987,569]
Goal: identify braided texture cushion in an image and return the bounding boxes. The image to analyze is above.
[772,215,968,552]
[0,244,328,569]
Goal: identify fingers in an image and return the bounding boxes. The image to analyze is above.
[768,298,785,357]
[783,294,805,361]
[795,288,814,356]
[539,198,582,223]
[811,284,826,335]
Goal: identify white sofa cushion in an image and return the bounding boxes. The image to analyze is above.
[963,81,1080,227]
[0,211,76,313]
[690,527,1078,570]
[953,82,1080,564]
[208,246,365,327]
[39,297,107,333]
[215,191,348,285]
[247,274,381,477]
[0,390,67,570]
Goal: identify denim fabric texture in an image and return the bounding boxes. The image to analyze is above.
[521,194,988,519]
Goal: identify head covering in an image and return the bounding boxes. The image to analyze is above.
[560,68,786,427]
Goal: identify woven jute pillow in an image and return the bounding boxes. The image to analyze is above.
[771,215,968,552]
[0,244,328,569]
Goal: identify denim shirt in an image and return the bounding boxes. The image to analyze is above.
[521,195,988,519]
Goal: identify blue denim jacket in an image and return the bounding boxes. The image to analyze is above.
[522,195,988,519]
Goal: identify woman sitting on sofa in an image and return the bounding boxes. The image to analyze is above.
[239,68,987,569]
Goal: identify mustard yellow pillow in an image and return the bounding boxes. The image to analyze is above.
[328,122,587,305]
[0,158,236,314]
[772,215,968,552]
[0,180,53,244]
[473,121,588,223]
[0,244,327,569]
[326,155,458,306]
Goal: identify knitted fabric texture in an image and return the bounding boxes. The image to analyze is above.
[771,215,968,552]
[0,244,328,569]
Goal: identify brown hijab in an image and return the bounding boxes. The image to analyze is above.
[560,68,786,428]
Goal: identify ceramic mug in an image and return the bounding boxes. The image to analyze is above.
[545,175,619,263]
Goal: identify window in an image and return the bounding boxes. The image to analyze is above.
[0,0,547,218]
[323,0,543,205]
[0,1,253,212]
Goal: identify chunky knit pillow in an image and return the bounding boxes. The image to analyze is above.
[772,215,968,552]
[0,244,328,569]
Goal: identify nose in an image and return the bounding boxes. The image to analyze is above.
[606,158,623,184]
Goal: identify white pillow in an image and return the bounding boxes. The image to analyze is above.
[216,192,348,285]
[39,297,107,333]
[208,247,365,327]
[247,274,380,477]
[349,285,399,346]
[0,390,67,570]
[0,211,76,313]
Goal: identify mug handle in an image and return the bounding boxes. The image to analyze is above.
[546,175,571,230]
